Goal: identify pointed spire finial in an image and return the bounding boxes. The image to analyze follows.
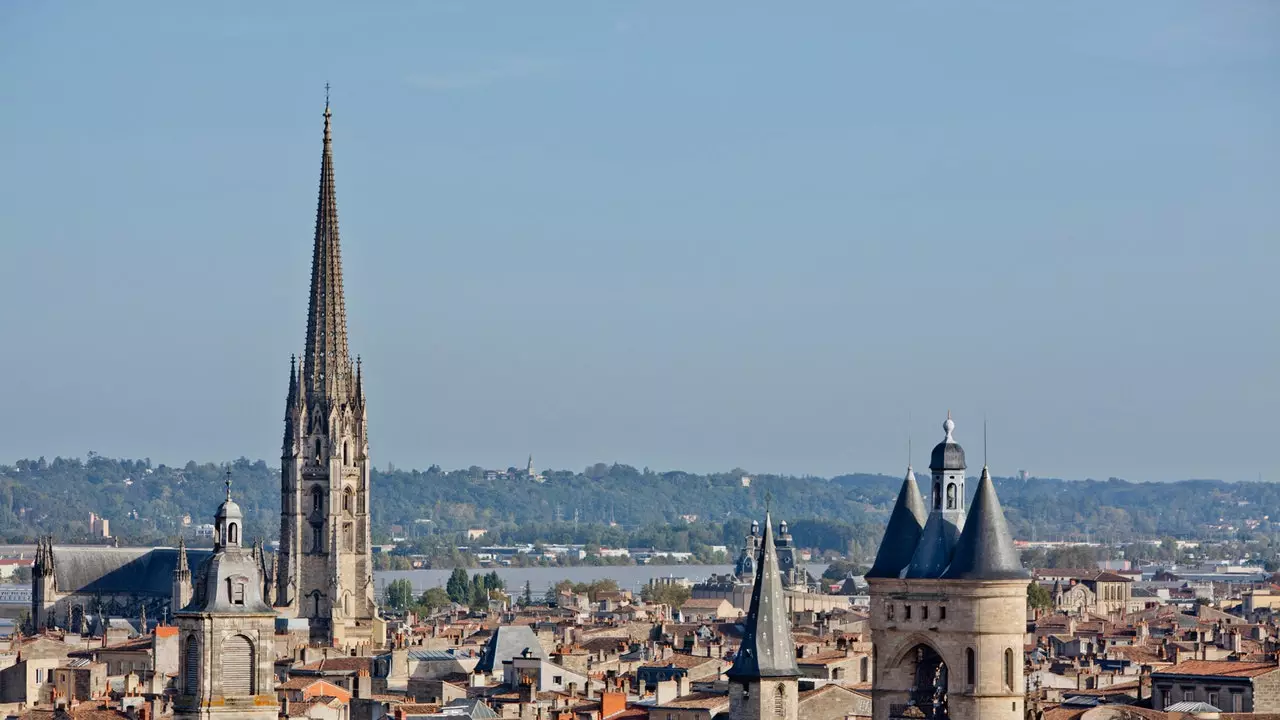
[943,411,955,442]
[225,470,232,501]
[984,414,989,469]
[325,82,331,111]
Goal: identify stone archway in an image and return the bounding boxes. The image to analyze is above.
[896,643,949,720]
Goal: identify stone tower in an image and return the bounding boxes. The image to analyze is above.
[173,538,193,614]
[727,512,800,720]
[276,99,381,648]
[175,481,277,720]
[866,414,1029,720]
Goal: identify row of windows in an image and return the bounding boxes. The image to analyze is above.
[309,486,366,515]
[886,604,946,622]
[1159,686,1244,712]
[961,647,1015,690]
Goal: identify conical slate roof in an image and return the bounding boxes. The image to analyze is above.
[728,512,799,679]
[865,467,928,579]
[901,509,962,578]
[942,467,1029,581]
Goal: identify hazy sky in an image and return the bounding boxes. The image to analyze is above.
[2,3,1277,482]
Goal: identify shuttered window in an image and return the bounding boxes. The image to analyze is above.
[222,635,254,696]
[183,636,199,694]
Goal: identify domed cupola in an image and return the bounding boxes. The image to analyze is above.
[930,412,966,472]
[215,472,244,550]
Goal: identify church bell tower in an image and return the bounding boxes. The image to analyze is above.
[276,97,381,648]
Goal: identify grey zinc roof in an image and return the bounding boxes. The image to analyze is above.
[901,510,962,579]
[474,625,546,673]
[941,467,1030,581]
[865,468,928,579]
[180,544,274,614]
[52,546,212,596]
[930,441,966,471]
[727,512,799,680]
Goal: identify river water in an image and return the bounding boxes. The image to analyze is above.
[374,563,831,596]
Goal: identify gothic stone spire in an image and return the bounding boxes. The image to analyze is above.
[303,102,353,405]
[728,511,799,679]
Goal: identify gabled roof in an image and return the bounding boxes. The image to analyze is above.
[941,466,1029,581]
[865,468,927,579]
[474,625,545,673]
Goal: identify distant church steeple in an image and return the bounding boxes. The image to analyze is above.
[728,512,799,720]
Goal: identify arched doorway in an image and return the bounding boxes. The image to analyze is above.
[905,644,949,720]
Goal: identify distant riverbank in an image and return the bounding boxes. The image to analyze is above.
[375,563,831,595]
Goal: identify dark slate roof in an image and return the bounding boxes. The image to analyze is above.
[930,441,966,471]
[901,510,962,579]
[52,546,213,596]
[941,467,1030,581]
[727,512,799,680]
[865,468,928,579]
[474,625,546,673]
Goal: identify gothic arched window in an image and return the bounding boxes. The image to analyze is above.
[966,647,976,686]
[946,484,957,509]
[228,522,238,545]
[314,438,322,461]
[860,656,869,683]
[774,683,786,717]
[311,486,323,513]
[312,524,324,554]
[343,488,353,515]
[343,441,349,465]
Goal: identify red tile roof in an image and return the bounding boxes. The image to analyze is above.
[1154,660,1280,678]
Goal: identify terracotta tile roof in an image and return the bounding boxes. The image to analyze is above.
[295,656,373,674]
[650,691,729,710]
[1154,660,1280,678]
[797,651,855,666]
[640,653,724,670]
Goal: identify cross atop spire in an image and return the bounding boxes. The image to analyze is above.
[303,97,352,405]
[225,470,232,501]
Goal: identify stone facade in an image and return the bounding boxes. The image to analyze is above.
[869,578,1027,720]
[175,489,278,720]
[729,680,798,720]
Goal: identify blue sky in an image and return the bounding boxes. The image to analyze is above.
[1,3,1277,482]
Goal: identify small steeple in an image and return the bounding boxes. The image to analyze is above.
[866,465,928,578]
[942,466,1030,581]
[177,538,189,573]
[728,512,799,679]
